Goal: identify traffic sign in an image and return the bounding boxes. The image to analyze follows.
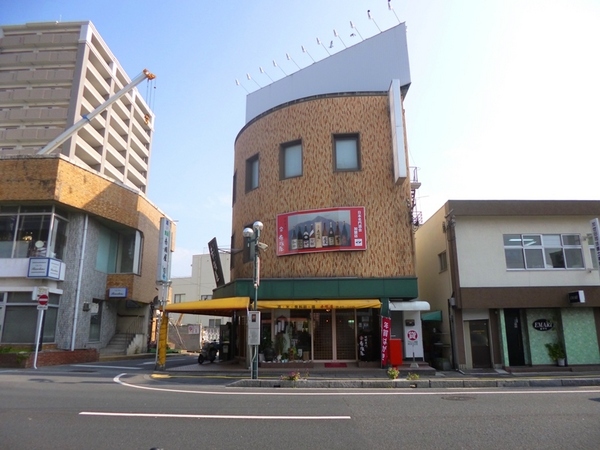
[38,293,49,310]
[407,330,418,341]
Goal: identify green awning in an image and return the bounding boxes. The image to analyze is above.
[422,310,443,321]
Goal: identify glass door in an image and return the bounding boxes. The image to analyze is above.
[312,311,333,360]
[335,310,356,360]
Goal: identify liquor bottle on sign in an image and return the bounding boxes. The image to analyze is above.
[291,228,298,250]
[309,224,316,248]
[297,226,304,250]
[321,222,328,247]
[303,225,310,248]
[334,222,341,246]
[315,222,322,248]
[328,221,335,246]
[341,221,349,246]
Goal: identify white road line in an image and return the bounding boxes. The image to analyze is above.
[79,411,350,420]
[72,364,141,370]
[113,374,600,396]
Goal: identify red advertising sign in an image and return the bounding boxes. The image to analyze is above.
[381,316,391,367]
[276,207,367,256]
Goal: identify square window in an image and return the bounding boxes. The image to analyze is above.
[334,134,360,171]
[524,248,545,268]
[245,155,259,192]
[505,248,525,269]
[280,141,302,179]
[565,248,584,268]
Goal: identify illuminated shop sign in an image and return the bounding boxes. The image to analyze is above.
[276,207,367,256]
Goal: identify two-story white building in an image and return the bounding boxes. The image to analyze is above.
[416,200,600,371]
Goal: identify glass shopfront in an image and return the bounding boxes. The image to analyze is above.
[259,308,380,363]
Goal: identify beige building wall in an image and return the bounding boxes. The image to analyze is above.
[232,94,415,280]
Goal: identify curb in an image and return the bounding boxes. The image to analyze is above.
[227,377,600,389]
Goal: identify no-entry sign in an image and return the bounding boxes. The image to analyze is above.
[38,293,49,310]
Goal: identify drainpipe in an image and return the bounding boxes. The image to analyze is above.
[70,214,89,350]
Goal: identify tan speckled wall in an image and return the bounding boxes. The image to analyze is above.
[232,94,415,280]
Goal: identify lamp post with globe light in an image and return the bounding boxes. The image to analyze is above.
[243,220,266,379]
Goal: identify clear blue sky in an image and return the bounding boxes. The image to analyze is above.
[3,0,599,277]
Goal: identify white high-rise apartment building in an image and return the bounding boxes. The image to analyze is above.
[0,21,154,193]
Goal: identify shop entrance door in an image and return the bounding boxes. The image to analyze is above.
[504,309,525,366]
[469,320,491,368]
[313,310,356,361]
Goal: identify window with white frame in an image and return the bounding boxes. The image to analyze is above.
[280,141,302,179]
[503,234,584,270]
[245,154,259,192]
[334,134,360,171]
[174,294,185,304]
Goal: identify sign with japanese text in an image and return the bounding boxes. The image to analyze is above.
[156,217,172,283]
[276,207,367,256]
[591,218,600,271]
[208,237,225,287]
[381,316,391,367]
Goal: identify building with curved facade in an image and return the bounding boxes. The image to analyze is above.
[215,24,427,367]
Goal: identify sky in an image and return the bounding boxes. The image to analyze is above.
[3,0,599,277]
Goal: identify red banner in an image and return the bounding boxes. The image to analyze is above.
[276,207,366,256]
[381,316,391,367]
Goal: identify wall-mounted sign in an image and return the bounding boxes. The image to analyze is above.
[568,290,585,304]
[156,217,172,283]
[108,287,128,298]
[276,207,367,256]
[208,237,225,287]
[532,319,554,331]
[27,258,63,280]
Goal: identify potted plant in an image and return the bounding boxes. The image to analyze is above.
[261,338,275,362]
[545,342,566,366]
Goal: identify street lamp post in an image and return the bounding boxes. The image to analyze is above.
[243,220,265,380]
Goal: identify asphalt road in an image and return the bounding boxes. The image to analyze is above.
[1,358,599,449]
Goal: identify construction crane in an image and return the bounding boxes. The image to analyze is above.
[36,69,156,155]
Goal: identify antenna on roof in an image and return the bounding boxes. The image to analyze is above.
[316,37,331,56]
[350,21,363,41]
[301,45,316,63]
[388,0,401,24]
[259,66,274,82]
[246,73,261,88]
[235,79,250,94]
[286,53,301,70]
[273,60,287,76]
[367,10,382,33]
[333,29,347,48]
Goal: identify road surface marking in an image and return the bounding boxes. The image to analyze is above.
[79,411,350,420]
[71,364,141,370]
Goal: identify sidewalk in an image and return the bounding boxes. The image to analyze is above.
[160,357,600,389]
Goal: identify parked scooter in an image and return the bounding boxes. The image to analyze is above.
[197,340,218,364]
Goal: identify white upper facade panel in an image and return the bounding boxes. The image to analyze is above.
[245,23,411,124]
